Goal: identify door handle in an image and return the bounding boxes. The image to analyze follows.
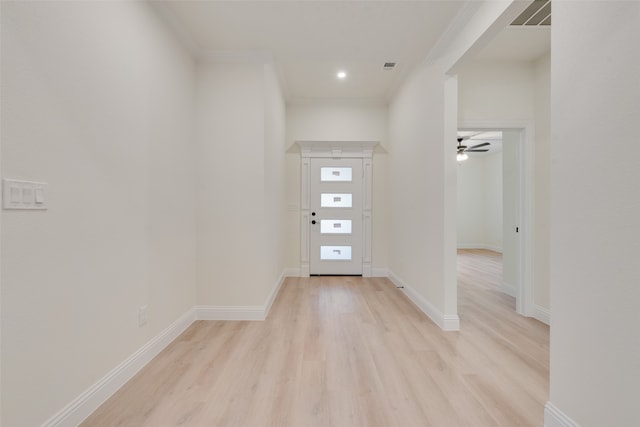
[311,220,316,225]
[311,212,316,216]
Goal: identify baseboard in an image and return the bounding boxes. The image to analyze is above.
[283,267,301,277]
[501,281,517,297]
[544,402,580,427]
[442,314,461,331]
[264,271,286,318]
[283,267,389,278]
[387,270,460,331]
[457,243,503,253]
[42,270,291,426]
[371,267,389,277]
[532,304,551,325]
[196,306,265,321]
[196,269,288,321]
[42,308,196,427]
[484,244,502,253]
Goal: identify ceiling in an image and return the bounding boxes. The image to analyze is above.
[158,1,463,101]
[156,1,550,102]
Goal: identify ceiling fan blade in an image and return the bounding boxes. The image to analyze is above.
[465,149,489,152]
[467,142,490,150]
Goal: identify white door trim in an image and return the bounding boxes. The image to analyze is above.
[297,141,377,277]
[458,122,534,318]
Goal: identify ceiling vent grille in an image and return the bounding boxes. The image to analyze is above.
[383,62,396,70]
[511,0,551,26]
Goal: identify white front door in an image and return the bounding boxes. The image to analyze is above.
[309,158,363,275]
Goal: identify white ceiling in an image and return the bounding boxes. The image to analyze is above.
[158,1,464,101]
[156,1,550,102]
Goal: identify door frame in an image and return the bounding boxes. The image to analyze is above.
[457,122,534,317]
[297,141,378,277]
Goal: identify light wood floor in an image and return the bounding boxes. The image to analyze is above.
[83,249,549,426]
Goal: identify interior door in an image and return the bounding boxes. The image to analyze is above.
[309,158,363,275]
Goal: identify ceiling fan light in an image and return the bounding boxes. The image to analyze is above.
[457,152,468,162]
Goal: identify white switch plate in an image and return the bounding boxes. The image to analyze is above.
[3,179,48,210]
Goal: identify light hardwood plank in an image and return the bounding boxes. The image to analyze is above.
[82,251,549,426]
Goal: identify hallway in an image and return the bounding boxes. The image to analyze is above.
[83,254,549,426]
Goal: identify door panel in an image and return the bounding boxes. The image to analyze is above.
[309,158,363,275]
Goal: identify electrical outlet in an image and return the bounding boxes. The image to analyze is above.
[138,305,149,327]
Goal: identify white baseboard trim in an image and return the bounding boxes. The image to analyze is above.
[196,305,265,321]
[371,267,389,277]
[42,308,196,427]
[387,270,460,331]
[532,304,551,325]
[283,267,390,278]
[42,269,291,426]
[363,263,372,277]
[283,267,301,277]
[264,271,286,318]
[501,281,517,297]
[544,402,580,427]
[457,243,503,253]
[442,314,461,331]
[196,269,288,321]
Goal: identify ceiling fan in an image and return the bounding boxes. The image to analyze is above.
[457,137,490,161]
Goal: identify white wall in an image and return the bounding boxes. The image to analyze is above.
[457,152,503,251]
[458,60,535,122]
[458,57,551,310]
[502,130,520,294]
[457,158,488,247]
[196,62,264,306]
[263,63,287,290]
[386,1,530,328]
[484,153,503,251]
[548,2,640,426]
[534,53,550,309]
[285,101,390,272]
[196,59,286,307]
[1,2,197,425]
[388,63,455,320]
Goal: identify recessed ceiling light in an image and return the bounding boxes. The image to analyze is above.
[337,71,347,80]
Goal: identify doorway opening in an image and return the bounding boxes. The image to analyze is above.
[456,126,532,316]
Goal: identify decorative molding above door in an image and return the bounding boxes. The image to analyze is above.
[296,140,378,159]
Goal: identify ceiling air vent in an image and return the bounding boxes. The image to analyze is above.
[511,0,551,26]
[383,62,396,70]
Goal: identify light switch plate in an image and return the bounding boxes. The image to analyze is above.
[3,179,48,210]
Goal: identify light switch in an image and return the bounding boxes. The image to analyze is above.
[3,179,48,210]
[35,188,45,204]
[22,188,34,204]
[10,187,20,203]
